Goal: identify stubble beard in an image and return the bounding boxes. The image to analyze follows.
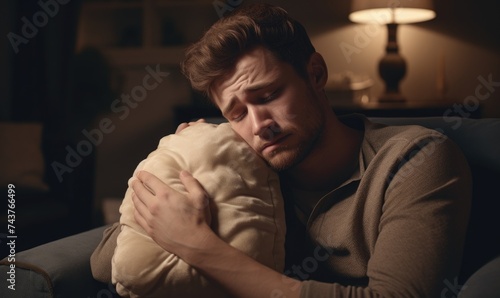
[265,112,324,172]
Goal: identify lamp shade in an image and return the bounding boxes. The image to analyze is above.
[349,0,435,24]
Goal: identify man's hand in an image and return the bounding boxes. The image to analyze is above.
[176,118,206,134]
[131,170,214,259]
[131,170,302,298]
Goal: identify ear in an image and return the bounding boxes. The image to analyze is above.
[307,52,328,90]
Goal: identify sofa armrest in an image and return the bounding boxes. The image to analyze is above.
[459,254,500,297]
[0,225,118,298]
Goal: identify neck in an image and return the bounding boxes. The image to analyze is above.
[282,112,363,191]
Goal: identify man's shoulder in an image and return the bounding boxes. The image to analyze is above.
[339,113,464,169]
[339,114,445,144]
[366,118,444,142]
[361,117,449,153]
[355,116,471,195]
[356,116,465,173]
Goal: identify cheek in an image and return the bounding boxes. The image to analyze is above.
[289,82,313,108]
[274,109,296,128]
[271,93,301,123]
[274,103,307,128]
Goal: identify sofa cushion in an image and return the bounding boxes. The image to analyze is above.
[459,254,500,297]
[112,122,286,297]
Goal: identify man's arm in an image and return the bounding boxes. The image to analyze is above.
[180,226,302,298]
[89,119,205,284]
[299,136,472,297]
[132,170,302,298]
[133,136,471,298]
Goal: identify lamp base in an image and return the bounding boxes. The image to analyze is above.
[377,92,406,102]
[377,23,407,103]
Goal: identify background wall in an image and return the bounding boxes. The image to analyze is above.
[273,0,500,117]
[312,25,500,115]
[0,0,13,120]
[94,66,192,201]
[2,0,499,226]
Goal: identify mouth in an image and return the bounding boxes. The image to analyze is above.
[260,134,291,155]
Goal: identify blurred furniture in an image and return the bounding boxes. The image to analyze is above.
[331,100,483,118]
[77,0,219,67]
[0,121,97,259]
[2,0,99,258]
[1,116,499,298]
[174,100,483,125]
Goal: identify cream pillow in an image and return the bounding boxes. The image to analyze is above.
[112,122,286,298]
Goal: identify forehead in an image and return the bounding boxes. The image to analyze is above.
[211,47,285,104]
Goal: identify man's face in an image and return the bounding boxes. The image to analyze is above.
[212,47,325,171]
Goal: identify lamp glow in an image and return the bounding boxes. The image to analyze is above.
[349,0,436,102]
[349,8,435,24]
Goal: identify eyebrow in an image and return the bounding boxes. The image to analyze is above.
[245,81,274,92]
[221,98,236,118]
[221,81,275,117]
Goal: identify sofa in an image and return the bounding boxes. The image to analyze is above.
[1,116,499,298]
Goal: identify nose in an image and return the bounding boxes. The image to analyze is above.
[249,107,280,141]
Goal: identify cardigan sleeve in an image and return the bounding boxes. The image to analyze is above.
[90,222,120,283]
[300,137,472,297]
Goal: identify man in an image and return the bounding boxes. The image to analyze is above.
[92,3,471,297]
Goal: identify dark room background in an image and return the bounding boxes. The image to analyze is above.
[1,0,499,251]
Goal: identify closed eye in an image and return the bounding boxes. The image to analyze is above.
[262,88,282,103]
[231,108,247,122]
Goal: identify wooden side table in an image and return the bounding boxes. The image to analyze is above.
[331,100,483,118]
[173,99,483,126]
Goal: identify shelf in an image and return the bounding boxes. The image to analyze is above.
[154,0,214,8]
[83,0,213,9]
[78,0,217,50]
[77,3,143,49]
[103,46,186,66]
[83,1,143,10]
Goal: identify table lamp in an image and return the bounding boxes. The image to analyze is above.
[349,0,435,102]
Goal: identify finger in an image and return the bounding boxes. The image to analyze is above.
[180,171,212,226]
[130,178,155,210]
[131,191,147,216]
[180,171,209,210]
[136,170,172,196]
[130,176,155,197]
[176,119,206,134]
[131,171,167,214]
[132,191,151,231]
[176,122,189,134]
[187,120,204,126]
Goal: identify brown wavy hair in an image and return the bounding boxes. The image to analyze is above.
[181,3,316,100]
